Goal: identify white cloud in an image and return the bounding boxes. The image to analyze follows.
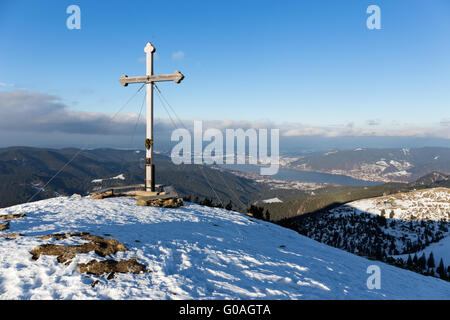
[157,118,450,140]
[0,89,448,141]
[281,123,449,139]
[0,90,145,135]
[171,50,185,60]
[0,82,14,88]
[367,119,381,126]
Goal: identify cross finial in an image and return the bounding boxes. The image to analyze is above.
[144,42,156,54]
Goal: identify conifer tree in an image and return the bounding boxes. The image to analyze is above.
[436,258,445,279]
[406,255,413,268]
[419,253,426,270]
[389,210,395,219]
[265,209,271,221]
[413,253,418,267]
[427,252,435,271]
[225,200,233,211]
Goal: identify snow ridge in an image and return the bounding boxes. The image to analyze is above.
[0,197,449,299]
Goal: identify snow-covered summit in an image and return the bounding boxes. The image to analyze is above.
[0,196,449,299]
[346,187,450,221]
[262,197,283,204]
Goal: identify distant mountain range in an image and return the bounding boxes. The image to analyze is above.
[0,147,269,210]
[284,147,450,183]
[2,146,449,215]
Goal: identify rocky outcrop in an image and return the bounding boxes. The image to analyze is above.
[0,213,26,221]
[30,233,127,263]
[78,258,147,276]
[29,232,147,282]
[0,222,10,231]
[137,197,184,208]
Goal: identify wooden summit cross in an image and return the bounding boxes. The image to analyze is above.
[119,42,184,192]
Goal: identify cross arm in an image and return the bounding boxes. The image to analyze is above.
[119,70,184,86]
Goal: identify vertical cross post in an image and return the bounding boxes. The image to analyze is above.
[119,42,184,193]
[144,42,155,192]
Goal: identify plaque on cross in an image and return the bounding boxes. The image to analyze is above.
[119,42,184,192]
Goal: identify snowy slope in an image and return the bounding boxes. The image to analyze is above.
[0,196,449,300]
[348,188,450,268]
[397,235,450,267]
[346,188,450,221]
[262,198,283,204]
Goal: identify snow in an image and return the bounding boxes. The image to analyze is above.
[262,198,283,204]
[0,196,449,300]
[375,160,389,167]
[349,160,415,181]
[389,160,412,171]
[344,188,450,270]
[397,235,450,267]
[386,170,411,177]
[91,174,125,184]
[31,185,45,192]
[278,157,300,167]
[347,188,450,222]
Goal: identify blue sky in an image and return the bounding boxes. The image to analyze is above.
[0,0,449,147]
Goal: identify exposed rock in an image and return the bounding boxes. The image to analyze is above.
[90,191,117,200]
[71,194,82,198]
[78,258,147,276]
[137,197,184,208]
[30,233,127,263]
[0,232,22,239]
[0,213,26,221]
[39,232,89,240]
[136,199,148,206]
[30,232,147,282]
[0,222,9,231]
[91,280,100,287]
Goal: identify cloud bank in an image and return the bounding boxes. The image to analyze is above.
[0,90,448,146]
[0,90,144,135]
